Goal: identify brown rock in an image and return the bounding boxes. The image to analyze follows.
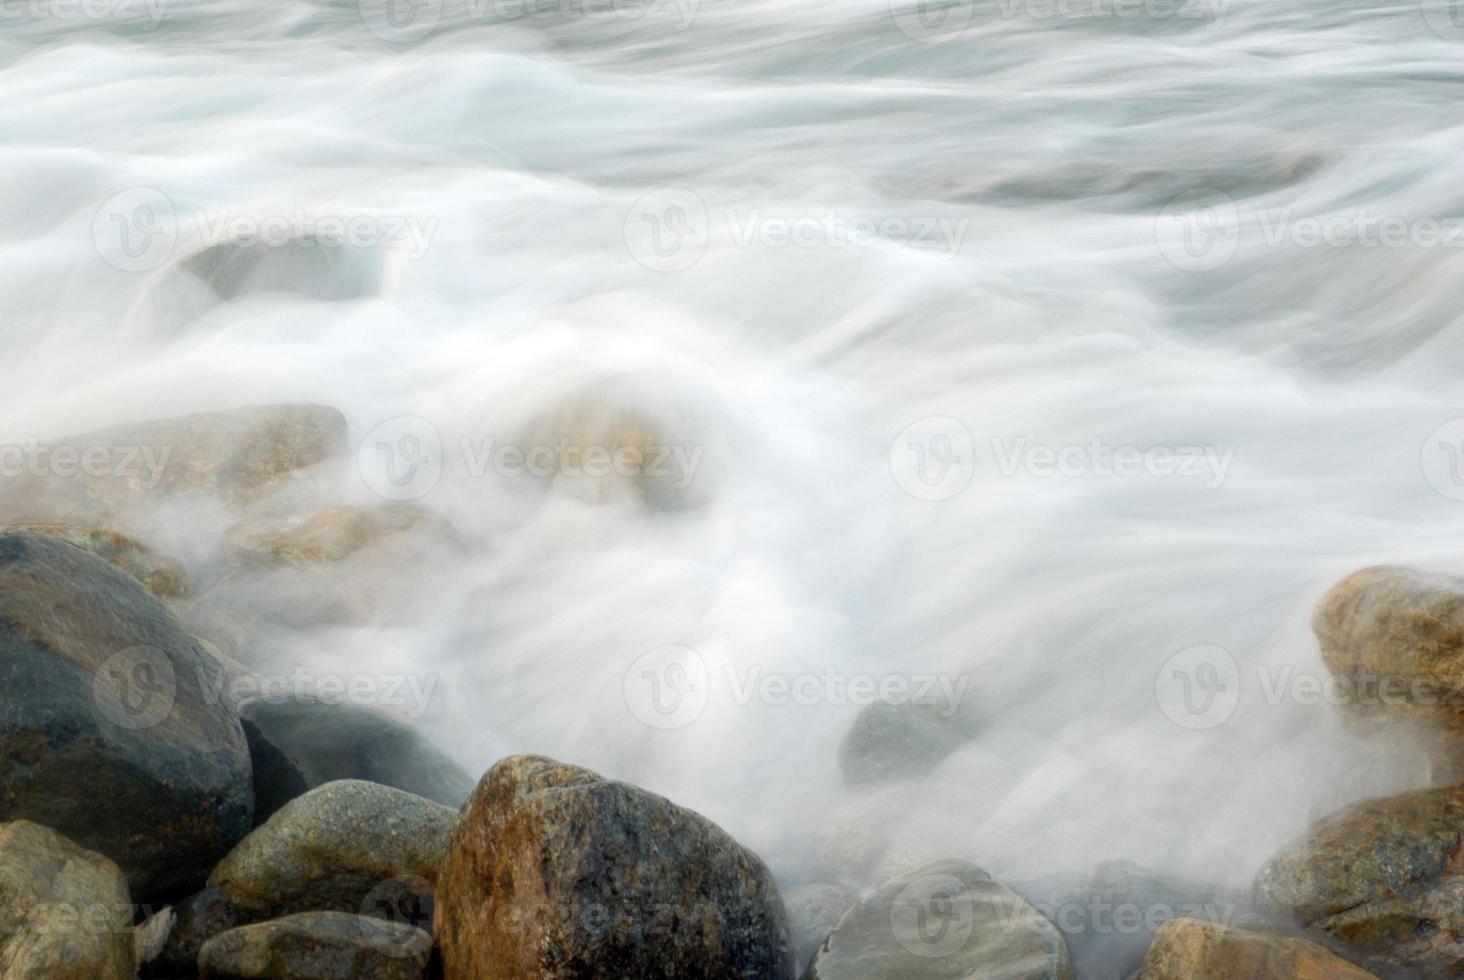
[0,820,134,980]
[1254,785,1464,977]
[435,755,794,979]
[1138,918,1376,979]
[223,504,455,568]
[0,522,189,597]
[198,911,430,980]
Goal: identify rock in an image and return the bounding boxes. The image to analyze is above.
[436,755,795,979]
[0,404,348,527]
[241,719,310,826]
[145,887,244,980]
[1254,785,1464,977]
[209,780,453,926]
[0,820,134,980]
[838,701,973,788]
[0,522,189,597]
[802,858,1072,980]
[135,906,177,970]
[0,531,253,899]
[1313,565,1464,724]
[1021,860,1253,980]
[197,911,430,980]
[239,696,473,808]
[223,504,456,568]
[785,884,858,972]
[1138,917,1376,978]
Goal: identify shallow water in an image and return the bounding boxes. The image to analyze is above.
[4,0,1464,902]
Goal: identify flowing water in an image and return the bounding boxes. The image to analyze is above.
[4,0,1464,906]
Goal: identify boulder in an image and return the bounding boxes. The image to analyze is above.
[435,755,794,979]
[197,911,430,980]
[784,884,858,972]
[1254,785,1464,977]
[0,523,189,597]
[0,821,134,980]
[1313,565,1464,724]
[241,719,310,826]
[838,701,973,788]
[0,531,253,899]
[1138,917,1376,978]
[0,404,347,526]
[208,780,453,926]
[802,859,1072,980]
[239,696,473,808]
[223,504,456,568]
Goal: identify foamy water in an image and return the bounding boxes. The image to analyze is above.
[4,0,1464,899]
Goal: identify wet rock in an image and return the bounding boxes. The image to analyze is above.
[0,522,189,597]
[241,719,310,826]
[134,906,177,971]
[223,504,456,568]
[838,701,973,788]
[209,780,453,926]
[180,235,384,303]
[146,887,243,980]
[1138,917,1376,979]
[802,858,1072,980]
[0,404,348,527]
[1254,785,1464,977]
[0,820,134,980]
[436,755,795,979]
[1022,860,1252,980]
[197,911,430,980]
[1313,565,1464,724]
[0,531,253,900]
[785,884,858,972]
[239,696,472,808]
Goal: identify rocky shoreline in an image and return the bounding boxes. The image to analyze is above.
[1,403,1460,978]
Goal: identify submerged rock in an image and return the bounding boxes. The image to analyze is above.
[238,696,472,807]
[222,504,455,568]
[197,911,431,980]
[802,858,1072,980]
[1137,917,1376,979]
[209,780,453,927]
[0,531,253,900]
[1254,785,1464,977]
[436,755,794,979]
[0,403,348,527]
[838,700,973,788]
[241,719,310,826]
[0,820,134,980]
[785,884,859,972]
[0,522,189,597]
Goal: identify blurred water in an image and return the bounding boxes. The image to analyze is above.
[3,0,1464,898]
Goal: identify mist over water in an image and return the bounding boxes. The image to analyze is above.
[5,0,1464,903]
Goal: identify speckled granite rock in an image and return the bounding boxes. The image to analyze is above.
[198,911,430,979]
[0,523,189,597]
[436,755,794,979]
[1138,917,1376,979]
